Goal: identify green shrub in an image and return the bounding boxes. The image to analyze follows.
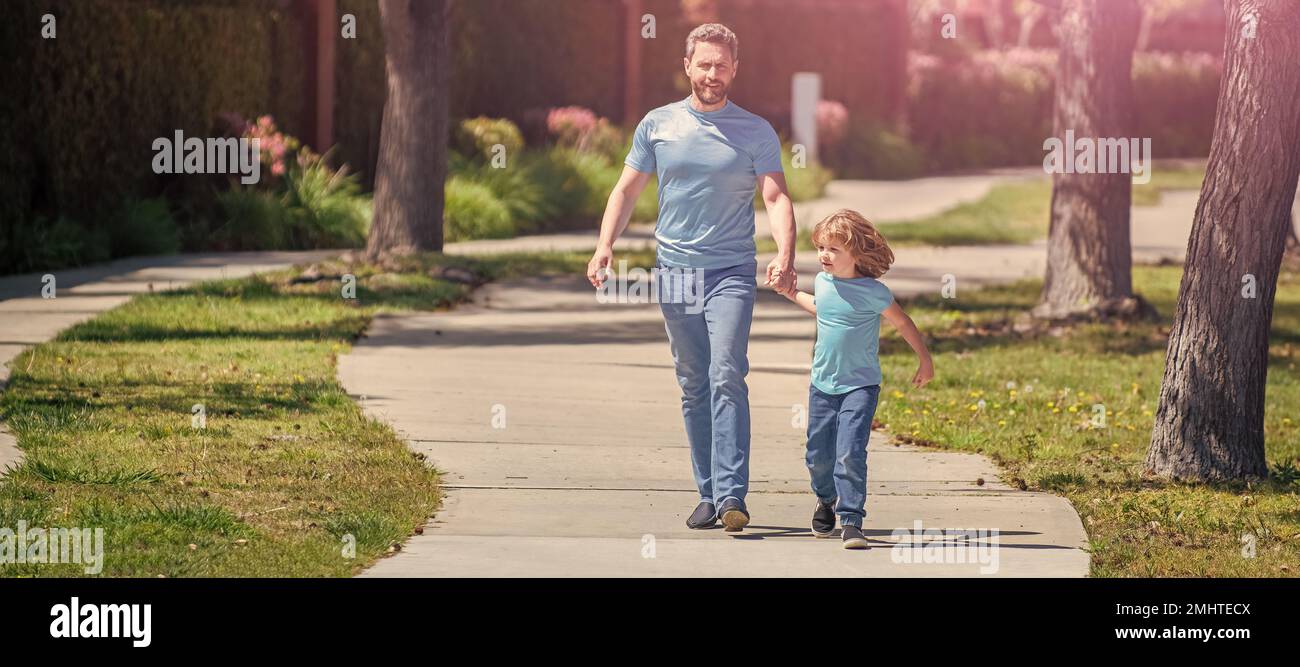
[444,176,516,242]
[451,160,556,233]
[280,158,372,248]
[212,189,291,251]
[109,198,181,257]
[0,216,109,274]
[906,50,1055,172]
[825,120,925,180]
[781,144,835,200]
[210,156,372,251]
[454,117,526,164]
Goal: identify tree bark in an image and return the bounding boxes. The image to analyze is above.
[1146,0,1300,482]
[366,0,450,259]
[1034,0,1144,320]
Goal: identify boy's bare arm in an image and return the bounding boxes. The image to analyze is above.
[882,301,934,388]
[780,286,817,315]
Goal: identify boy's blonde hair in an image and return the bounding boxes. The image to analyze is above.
[811,209,894,278]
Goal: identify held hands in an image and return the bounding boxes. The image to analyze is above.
[764,257,797,297]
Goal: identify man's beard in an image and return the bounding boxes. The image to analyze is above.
[692,80,729,105]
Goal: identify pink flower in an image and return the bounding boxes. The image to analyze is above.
[815,100,849,147]
[547,106,598,137]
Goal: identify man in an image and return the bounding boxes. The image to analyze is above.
[586,23,798,532]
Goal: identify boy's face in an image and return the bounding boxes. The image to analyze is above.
[816,238,858,278]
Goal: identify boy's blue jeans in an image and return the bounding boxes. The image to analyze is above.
[658,261,756,507]
[806,383,880,528]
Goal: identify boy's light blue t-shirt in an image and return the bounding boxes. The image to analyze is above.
[625,97,784,269]
[812,271,895,395]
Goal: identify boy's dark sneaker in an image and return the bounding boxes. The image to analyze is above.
[842,524,870,549]
[718,498,750,532]
[686,501,717,529]
[812,500,836,538]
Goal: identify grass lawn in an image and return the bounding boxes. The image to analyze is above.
[757,160,1208,252]
[875,264,1300,577]
[0,248,647,577]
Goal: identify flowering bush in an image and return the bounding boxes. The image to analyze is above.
[906,49,1054,171]
[212,112,369,250]
[455,116,525,162]
[546,106,598,143]
[217,113,302,181]
[545,106,625,160]
[902,49,1220,171]
[815,100,849,149]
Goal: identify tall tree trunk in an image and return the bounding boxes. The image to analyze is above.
[1034,0,1144,319]
[366,0,450,259]
[1146,0,1300,482]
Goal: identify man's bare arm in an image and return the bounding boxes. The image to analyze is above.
[759,171,797,293]
[587,166,653,287]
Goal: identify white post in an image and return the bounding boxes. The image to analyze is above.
[791,72,822,164]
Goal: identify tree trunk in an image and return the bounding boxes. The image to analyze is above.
[1034,0,1144,320]
[366,0,450,259]
[1146,0,1300,482]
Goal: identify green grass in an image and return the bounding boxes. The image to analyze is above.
[0,247,643,577]
[873,264,1300,577]
[757,161,1208,252]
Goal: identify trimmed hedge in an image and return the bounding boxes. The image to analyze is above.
[904,49,1220,173]
[1,0,305,273]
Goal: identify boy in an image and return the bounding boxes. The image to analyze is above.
[774,209,934,549]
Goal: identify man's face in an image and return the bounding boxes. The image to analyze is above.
[683,41,737,106]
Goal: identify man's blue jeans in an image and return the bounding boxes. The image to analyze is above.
[658,261,756,507]
[806,383,880,528]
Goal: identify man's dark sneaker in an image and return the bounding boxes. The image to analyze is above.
[718,498,750,532]
[686,501,717,529]
[812,500,836,538]
[842,524,870,549]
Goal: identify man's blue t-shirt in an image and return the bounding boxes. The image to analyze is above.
[624,97,784,269]
[811,271,895,395]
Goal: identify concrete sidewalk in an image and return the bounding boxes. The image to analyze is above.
[0,251,337,474]
[340,253,1091,577]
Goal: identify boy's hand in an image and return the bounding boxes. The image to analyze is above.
[911,359,934,388]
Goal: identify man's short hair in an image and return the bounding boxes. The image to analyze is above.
[685,23,738,62]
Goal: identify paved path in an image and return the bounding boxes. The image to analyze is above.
[341,246,1089,577]
[763,169,1045,238]
[0,251,337,475]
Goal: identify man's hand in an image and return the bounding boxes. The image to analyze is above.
[587,246,614,288]
[911,358,934,389]
[764,256,796,295]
